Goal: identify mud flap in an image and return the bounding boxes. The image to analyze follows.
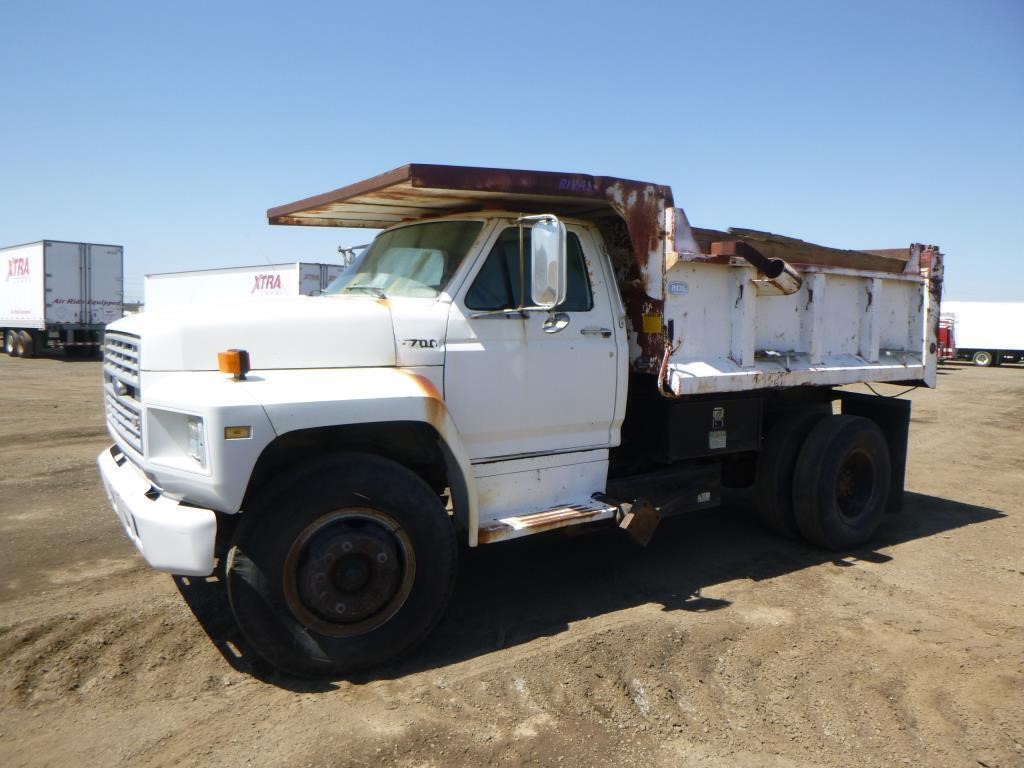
[839,391,911,514]
[618,498,661,546]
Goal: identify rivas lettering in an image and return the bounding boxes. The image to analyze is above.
[558,178,595,194]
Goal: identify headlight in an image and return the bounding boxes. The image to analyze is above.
[187,416,207,468]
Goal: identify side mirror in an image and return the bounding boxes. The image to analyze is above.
[527,216,567,309]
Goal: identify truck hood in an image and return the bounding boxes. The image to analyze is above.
[110,296,397,371]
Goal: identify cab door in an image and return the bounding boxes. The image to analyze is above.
[444,222,625,461]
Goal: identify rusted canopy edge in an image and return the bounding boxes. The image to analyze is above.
[266,163,674,229]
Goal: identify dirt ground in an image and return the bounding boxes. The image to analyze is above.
[0,355,1021,768]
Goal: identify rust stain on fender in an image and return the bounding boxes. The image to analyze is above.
[404,372,443,401]
[403,372,446,431]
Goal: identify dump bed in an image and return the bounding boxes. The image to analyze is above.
[659,240,940,394]
[269,164,943,394]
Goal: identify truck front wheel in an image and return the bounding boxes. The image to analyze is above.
[793,415,891,550]
[226,453,457,678]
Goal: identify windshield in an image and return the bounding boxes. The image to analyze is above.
[325,220,484,299]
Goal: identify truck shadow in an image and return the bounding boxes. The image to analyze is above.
[172,490,1004,690]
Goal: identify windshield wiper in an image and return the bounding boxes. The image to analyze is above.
[342,285,387,299]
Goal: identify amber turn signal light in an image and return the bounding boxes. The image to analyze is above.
[218,349,251,380]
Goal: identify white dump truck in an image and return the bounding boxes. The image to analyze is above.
[144,262,348,312]
[97,164,943,676]
[2,240,123,357]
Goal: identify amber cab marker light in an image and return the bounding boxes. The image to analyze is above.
[224,426,252,440]
[217,349,251,380]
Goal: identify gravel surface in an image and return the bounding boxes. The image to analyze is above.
[0,355,1021,767]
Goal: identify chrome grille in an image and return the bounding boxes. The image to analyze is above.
[103,332,142,453]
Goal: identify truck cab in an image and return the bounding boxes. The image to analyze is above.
[97,164,943,677]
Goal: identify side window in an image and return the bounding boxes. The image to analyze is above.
[466,227,593,312]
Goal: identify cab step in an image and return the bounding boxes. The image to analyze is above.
[477,500,618,544]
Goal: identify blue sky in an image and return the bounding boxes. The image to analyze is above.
[2,0,1021,302]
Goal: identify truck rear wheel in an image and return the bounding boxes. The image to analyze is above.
[226,452,457,678]
[5,330,19,357]
[972,350,994,367]
[793,415,891,550]
[17,331,35,359]
[754,409,829,537]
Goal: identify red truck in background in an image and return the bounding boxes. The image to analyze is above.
[937,317,956,362]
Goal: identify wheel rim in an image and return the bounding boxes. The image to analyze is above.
[975,352,991,366]
[835,449,876,522]
[282,508,416,638]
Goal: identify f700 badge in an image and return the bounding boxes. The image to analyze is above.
[403,339,441,349]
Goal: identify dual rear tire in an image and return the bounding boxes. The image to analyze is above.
[756,413,891,550]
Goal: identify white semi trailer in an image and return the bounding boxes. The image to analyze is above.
[144,262,347,312]
[940,301,1024,367]
[96,164,943,677]
[1,240,123,357]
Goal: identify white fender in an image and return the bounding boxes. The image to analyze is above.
[249,367,480,545]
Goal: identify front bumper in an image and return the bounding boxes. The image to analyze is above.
[98,445,217,576]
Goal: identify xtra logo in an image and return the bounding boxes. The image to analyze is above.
[6,257,30,281]
[251,273,283,293]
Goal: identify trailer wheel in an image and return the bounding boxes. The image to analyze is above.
[17,331,35,359]
[754,409,830,537]
[4,330,19,357]
[226,452,457,678]
[972,350,994,367]
[793,416,891,550]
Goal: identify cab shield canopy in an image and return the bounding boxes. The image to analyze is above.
[266,163,674,232]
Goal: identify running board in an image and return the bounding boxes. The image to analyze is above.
[477,500,618,544]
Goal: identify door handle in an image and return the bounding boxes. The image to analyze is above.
[580,327,612,338]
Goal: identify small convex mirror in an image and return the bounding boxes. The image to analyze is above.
[529,216,567,309]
